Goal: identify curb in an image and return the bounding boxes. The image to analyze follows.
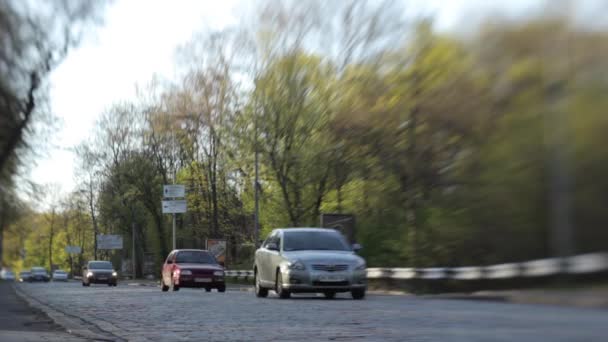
[126,282,255,292]
[13,285,130,342]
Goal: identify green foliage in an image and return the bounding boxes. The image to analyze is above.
[4,11,608,273]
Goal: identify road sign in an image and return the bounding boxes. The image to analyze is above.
[163,185,185,198]
[162,199,187,213]
[97,234,123,250]
[206,239,227,264]
[65,246,82,254]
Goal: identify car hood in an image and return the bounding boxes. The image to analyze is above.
[89,269,114,273]
[282,250,363,265]
[176,263,223,271]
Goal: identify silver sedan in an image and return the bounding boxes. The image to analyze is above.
[253,228,366,299]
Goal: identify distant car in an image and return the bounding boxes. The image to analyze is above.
[28,267,50,282]
[0,269,15,281]
[82,261,118,287]
[18,271,31,282]
[253,228,367,299]
[52,270,69,282]
[161,249,225,292]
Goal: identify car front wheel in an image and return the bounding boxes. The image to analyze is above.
[276,272,290,299]
[351,289,365,300]
[324,291,336,299]
[171,274,179,292]
[254,272,268,298]
[161,277,169,292]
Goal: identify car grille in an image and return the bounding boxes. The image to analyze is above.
[312,264,349,272]
[313,281,350,287]
[191,269,213,276]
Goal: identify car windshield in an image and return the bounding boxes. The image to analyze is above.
[283,231,351,251]
[54,271,66,274]
[175,251,216,264]
[89,262,113,270]
[31,267,46,273]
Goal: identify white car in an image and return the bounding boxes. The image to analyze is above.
[1,269,16,281]
[254,228,367,299]
[52,270,69,281]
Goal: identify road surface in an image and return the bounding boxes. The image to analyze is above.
[0,282,85,341]
[14,282,608,341]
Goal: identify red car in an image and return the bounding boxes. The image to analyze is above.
[161,249,226,292]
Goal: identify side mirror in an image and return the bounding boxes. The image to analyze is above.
[218,261,225,267]
[166,260,173,264]
[82,266,88,271]
[266,242,279,251]
[352,243,362,252]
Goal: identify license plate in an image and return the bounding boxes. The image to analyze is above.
[195,278,211,283]
[318,275,346,282]
[98,277,107,280]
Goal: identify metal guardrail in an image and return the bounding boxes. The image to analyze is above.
[224,252,608,281]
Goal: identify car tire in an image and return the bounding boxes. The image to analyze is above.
[276,271,290,299]
[82,282,85,287]
[351,289,365,300]
[205,288,211,292]
[324,291,336,299]
[161,278,169,292]
[254,271,268,298]
[108,283,112,287]
[217,285,226,293]
[171,274,179,292]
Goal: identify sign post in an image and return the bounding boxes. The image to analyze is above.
[163,185,185,198]
[162,184,186,250]
[96,235,124,250]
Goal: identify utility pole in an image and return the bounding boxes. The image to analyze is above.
[254,107,260,247]
[132,221,136,279]
[172,170,177,251]
[542,10,574,259]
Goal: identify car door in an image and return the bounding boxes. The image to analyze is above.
[82,264,88,283]
[257,232,275,285]
[162,252,175,285]
[267,231,283,285]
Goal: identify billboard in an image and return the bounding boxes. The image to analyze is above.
[206,239,227,264]
[97,234,123,250]
[65,246,82,254]
[320,213,356,243]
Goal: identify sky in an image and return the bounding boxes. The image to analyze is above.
[26,0,558,201]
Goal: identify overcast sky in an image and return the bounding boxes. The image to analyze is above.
[26,0,583,202]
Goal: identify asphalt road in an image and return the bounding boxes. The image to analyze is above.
[14,281,608,342]
[0,282,84,341]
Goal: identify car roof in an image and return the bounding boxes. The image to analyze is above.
[88,260,112,263]
[31,266,45,269]
[275,227,339,233]
[170,249,210,253]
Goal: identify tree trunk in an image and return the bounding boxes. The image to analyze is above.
[48,210,55,271]
[88,184,99,260]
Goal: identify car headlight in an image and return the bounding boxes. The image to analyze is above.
[213,270,224,276]
[86,272,93,277]
[287,260,306,271]
[112,271,117,277]
[354,261,366,271]
[180,270,192,275]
